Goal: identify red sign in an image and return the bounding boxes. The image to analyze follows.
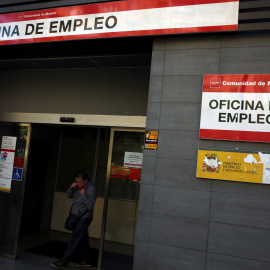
[110,166,129,179]
[200,74,270,143]
[129,168,141,180]
[0,0,239,45]
[13,157,24,168]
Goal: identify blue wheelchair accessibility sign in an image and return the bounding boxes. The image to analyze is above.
[12,168,23,181]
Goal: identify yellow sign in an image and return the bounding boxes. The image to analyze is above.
[196,149,270,184]
[145,131,158,150]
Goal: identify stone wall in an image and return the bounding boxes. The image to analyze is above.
[134,32,270,270]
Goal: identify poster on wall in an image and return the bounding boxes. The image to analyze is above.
[200,74,270,142]
[124,152,143,168]
[196,148,270,185]
[145,130,158,150]
[0,136,17,192]
[0,0,239,45]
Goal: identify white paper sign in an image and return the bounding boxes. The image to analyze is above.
[0,136,17,192]
[124,152,143,168]
[1,136,17,150]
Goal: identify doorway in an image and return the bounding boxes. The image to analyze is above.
[10,124,144,269]
[17,124,109,268]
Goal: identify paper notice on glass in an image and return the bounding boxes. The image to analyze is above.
[0,136,17,192]
[1,136,17,150]
[124,152,143,168]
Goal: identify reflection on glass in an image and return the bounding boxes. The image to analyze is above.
[56,127,98,192]
[56,127,110,197]
[102,131,144,270]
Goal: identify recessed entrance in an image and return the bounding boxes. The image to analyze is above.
[0,36,151,269]
[0,123,144,270]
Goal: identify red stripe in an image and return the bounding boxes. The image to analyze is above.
[0,25,238,45]
[200,129,270,143]
[1,149,15,152]
[0,0,239,23]
[110,174,128,176]
[203,74,270,93]
[0,39,34,45]
[110,175,128,179]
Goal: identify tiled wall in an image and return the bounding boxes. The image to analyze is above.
[134,32,270,270]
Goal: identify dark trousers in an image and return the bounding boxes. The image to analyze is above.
[61,217,92,263]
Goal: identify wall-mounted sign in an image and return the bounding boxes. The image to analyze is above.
[0,136,17,192]
[0,0,239,45]
[124,152,143,168]
[200,74,270,142]
[145,130,158,150]
[196,148,270,184]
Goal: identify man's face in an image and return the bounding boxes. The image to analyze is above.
[75,176,88,189]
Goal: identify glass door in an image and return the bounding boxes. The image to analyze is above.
[99,128,144,270]
[0,123,31,259]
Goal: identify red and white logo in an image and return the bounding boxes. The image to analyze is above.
[3,152,7,158]
[210,78,221,88]
[18,13,24,20]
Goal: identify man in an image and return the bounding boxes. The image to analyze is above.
[51,171,97,268]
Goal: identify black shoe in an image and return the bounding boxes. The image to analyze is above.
[76,260,92,266]
[50,260,67,269]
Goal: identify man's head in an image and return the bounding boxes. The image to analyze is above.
[75,171,89,189]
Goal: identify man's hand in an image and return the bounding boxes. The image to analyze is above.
[70,182,77,188]
[80,188,86,194]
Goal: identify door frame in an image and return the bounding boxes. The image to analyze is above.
[97,127,145,270]
[0,122,31,259]
[0,113,146,128]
